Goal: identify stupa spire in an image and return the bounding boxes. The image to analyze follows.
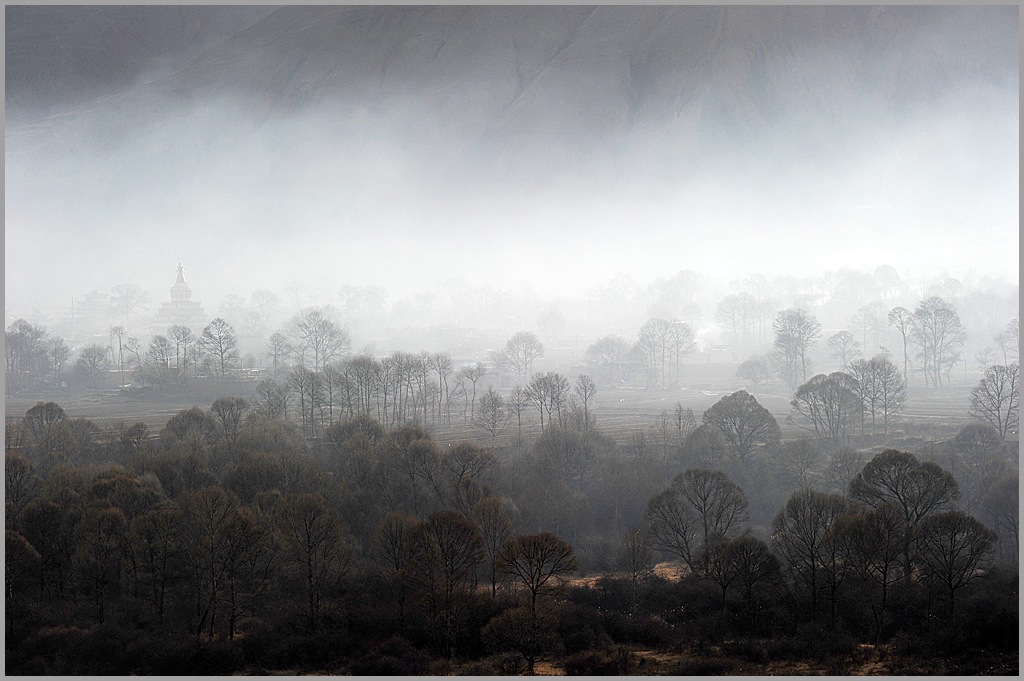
[170,262,193,302]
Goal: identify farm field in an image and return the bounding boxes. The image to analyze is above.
[5,373,978,448]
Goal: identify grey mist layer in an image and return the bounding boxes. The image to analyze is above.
[5,5,1018,319]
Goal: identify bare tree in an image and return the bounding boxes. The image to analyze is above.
[47,336,71,385]
[504,331,544,383]
[790,372,863,454]
[647,468,748,573]
[266,332,292,377]
[125,336,143,373]
[849,449,960,578]
[969,363,1019,441]
[823,446,866,495]
[146,335,174,374]
[673,403,698,446]
[774,308,822,391]
[370,511,422,628]
[720,535,779,625]
[292,308,350,372]
[850,304,884,353]
[638,318,672,387]
[675,468,749,546]
[716,292,757,357]
[110,284,150,329]
[471,497,514,598]
[476,386,509,442]
[459,362,487,421]
[915,510,996,617]
[76,344,111,390]
[496,532,577,674]
[736,354,775,388]
[6,319,48,395]
[771,489,849,623]
[429,352,455,425]
[771,439,824,490]
[507,385,529,449]
[910,296,967,388]
[276,492,350,629]
[525,372,569,432]
[667,320,697,386]
[288,365,324,438]
[573,374,597,431]
[645,485,700,568]
[168,325,196,380]
[200,318,239,378]
[844,503,904,643]
[980,471,1019,565]
[211,397,249,444]
[254,379,290,420]
[702,390,781,463]
[5,451,42,521]
[616,528,655,612]
[849,355,907,441]
[585,334,630,386]
[250,289,281,331]
[415,510,484,658]
[887,306,914,385]
[994,316,1019,365]
[827,330,860,371]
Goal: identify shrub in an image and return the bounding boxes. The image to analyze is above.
[563,648,629,676]
[558,604,613,653]
[348,635,433,675]
[600,611,673,647]
[670,655,737,675]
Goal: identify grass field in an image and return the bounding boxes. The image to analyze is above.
[5,372,979,449]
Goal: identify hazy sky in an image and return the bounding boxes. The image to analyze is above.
[5,5,1018,320]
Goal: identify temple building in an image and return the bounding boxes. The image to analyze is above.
[154,263,206,327]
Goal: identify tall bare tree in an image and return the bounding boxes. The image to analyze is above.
[771,489,849,623]
[47,336,71,385]
[849,449,960,578]
[790,373,863,454]
[459,362,487,421]
[849,355,907,441]
[969,363,1019,441]
[496,532,577,674]
[275,492,350,629]
[476,386,509,442]
[887,306,914,385]
[827,330,860,371]
[994,316,1019,365]
[504,331,544,384]
[266,332,292,378]
[168,325,196,380]
[774,308,822,391]
[292,308,350,372]
[200,318,239,378]
[915,510,996,617]
[471,497,514,598]
[909,297,967,388]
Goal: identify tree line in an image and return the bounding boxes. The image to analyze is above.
[6,377,1017,673]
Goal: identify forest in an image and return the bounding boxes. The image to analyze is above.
[5,287,1019,675]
